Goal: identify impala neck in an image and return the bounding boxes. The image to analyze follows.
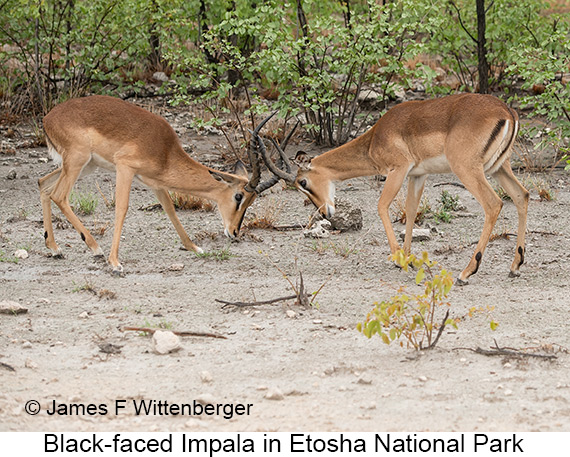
[158,151,227,201]
[312,128,377,181]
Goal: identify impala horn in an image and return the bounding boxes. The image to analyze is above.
[255,122,297,184]
[244,111,277,193]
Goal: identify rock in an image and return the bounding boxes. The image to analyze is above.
[0,301,28,315]
[13,249,28,259]
[418,375,428,382]
[200,371,213,384]
[357,375,372,385]
[303,220,331,238]
[151,330,182,354]
[195,393,216,405]
[78,311,89,319]
[169,263,184,271]
[25,358,38,369]
[399,228,431,242]
[152,71,169,82]
[285,310,296,319]
[264,388,284,401]
[327,198,363,232]
[6,169,16,180]
[22,341,32,349]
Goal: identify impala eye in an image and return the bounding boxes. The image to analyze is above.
[299,179,308,189]
[234,193,243,203]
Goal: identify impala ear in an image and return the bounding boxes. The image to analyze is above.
[294,151,312,170]
[232,160,248,178]
[209,169,240,184]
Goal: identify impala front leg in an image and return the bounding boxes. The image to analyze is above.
[403,175,427,255]
[377,167,410,255]
[108,167,135,276]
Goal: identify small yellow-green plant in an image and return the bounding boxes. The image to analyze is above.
[71,190,98,215]
[357,250,456,350]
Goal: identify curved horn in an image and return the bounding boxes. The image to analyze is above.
[245,111,277,193]
[257,131,296,183]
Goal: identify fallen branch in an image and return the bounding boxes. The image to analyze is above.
[433,182,466,189]
[455,339,557,360]
[216,295,297,309]
[122,326,227,339]
[0,361,15,372]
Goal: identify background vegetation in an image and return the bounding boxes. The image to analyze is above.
[0,0,568,158]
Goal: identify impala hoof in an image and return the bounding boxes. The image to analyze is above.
[111,265,124,277]
[51,251,64,259]
[508,270,520,278]
[455,277,468,286]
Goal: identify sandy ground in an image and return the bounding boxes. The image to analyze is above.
[1,105,569,433]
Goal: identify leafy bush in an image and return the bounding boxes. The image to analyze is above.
[358,250,457,350]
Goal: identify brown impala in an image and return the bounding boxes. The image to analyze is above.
[259,94,529,284]
[39,95,279,275]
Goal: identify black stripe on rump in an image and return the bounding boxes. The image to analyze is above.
[482,119,506,156]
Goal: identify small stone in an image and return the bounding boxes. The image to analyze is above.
[6,169,16,180]
[78,311,89,319]
[13,249,28,259]
[200,371,213,384]
[503,362,512,368]
[0,301,28,315]
[399,228,431,242]
[313,319,323,325]
[504,389,513,396]
[169,263,184,271]
[195,394,216,405]
[22,341,32,349]
[152,71,169,82]
[357,375,372,385]
[25,358,38,369]
[418,375,428,382]
[151,330,182,354]
[256,386,268,391]
[286,310,296,318]
[264,388,284,401]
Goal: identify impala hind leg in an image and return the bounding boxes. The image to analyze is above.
[38,167,64,257]
[492,161,529,277]
[153,189,204,254]
[453,167,503,285]
[108,167,135,275]
[46,164,104,258]
[403,175,427,255]
[377,167,411,255]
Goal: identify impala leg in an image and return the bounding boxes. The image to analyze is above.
[108,167,134,275]
[377,167,410,255]
[38,167,63,257]
[492,161,529,277]
[453,167,503,285]
[49,165,104,258]
[403,175,427,255]
[153,189,204,254]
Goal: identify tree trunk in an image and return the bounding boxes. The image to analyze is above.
[476,0,489,93]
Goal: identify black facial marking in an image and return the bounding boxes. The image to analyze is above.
[44,231,48,240]
[80,232,86,242]
[482,119,506,156]
[517,246,525,267]
[472,251,482,275]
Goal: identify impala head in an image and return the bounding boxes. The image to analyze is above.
[210,112,282,238]
[293,151,336,219]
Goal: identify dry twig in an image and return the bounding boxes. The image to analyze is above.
[122,326,227,339]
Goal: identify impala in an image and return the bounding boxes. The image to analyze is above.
[39,95,279,275]
[259,93,529,284]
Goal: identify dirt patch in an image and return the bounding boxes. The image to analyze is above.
[1,109,570,432]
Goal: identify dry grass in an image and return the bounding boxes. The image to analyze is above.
[392,196,431,225]
[170,193,216,211]
[243,198,282,230]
